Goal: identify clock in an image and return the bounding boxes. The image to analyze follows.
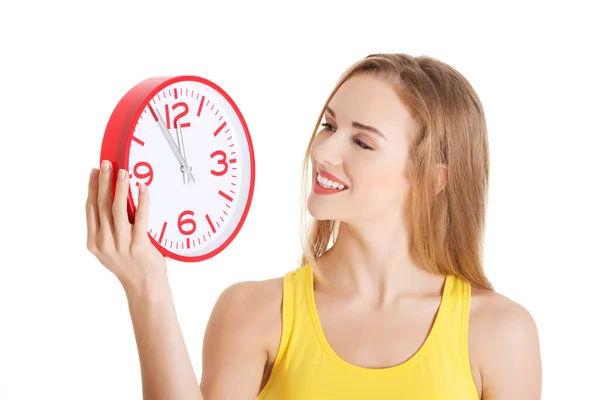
[100,75,256,263]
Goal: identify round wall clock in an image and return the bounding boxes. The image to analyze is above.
[100,75,255,262]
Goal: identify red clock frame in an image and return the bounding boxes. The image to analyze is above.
[99,75,256,262]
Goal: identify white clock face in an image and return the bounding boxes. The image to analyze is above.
[127,79,254,261]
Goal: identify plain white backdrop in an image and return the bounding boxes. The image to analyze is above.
[0,1,598,399]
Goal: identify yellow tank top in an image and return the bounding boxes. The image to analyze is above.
[256,264,479,399]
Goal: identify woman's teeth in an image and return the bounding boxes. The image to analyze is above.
[317,173,346,190]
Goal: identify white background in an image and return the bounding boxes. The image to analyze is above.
[1,1,598,399]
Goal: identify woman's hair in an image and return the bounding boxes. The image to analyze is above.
[299,53,493,290]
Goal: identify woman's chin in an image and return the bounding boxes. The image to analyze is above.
[307,198,340,221]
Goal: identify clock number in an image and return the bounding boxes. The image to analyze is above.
[165,102,191,129]
[210,150,229,176]
[133,161,154,186]
[177,210,197,235]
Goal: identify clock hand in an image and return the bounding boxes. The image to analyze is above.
[175,120,191,185]
[155,109,196,183]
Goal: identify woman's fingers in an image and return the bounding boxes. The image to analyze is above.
[88,161,152,260]
[97,160,115,237]
[133,182,150,243]
[113,169,132,251]
[86,168,100,252]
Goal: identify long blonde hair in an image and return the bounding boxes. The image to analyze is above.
[299,53,493,290]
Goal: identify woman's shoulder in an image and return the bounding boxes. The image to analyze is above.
[202,274,286,373]
[469,285,538,340]
[468,284,542,396]
[212,276,284,323]
[200,273,292,396]
[210,264,309,327]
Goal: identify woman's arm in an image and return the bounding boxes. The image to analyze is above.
[471,289,542,399]
[86,163,271,400]
[125,276,204,400]
[126,276,276,400]
[199,279,282,399]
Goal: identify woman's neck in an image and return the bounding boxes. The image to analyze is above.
[316,220,444,306]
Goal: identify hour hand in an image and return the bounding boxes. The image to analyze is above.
[175,121,191,184]
[155,109,195,183]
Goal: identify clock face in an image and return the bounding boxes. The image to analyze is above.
[124,77,254,262]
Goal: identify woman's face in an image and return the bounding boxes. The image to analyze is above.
[308,73,416,224]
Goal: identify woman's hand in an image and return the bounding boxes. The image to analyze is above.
[86,160,167,294]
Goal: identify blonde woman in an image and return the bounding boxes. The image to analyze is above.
[86,53,542,399]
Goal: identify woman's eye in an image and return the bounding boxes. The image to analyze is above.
[320,122,334,131]
[354,139,374,151]
[320,122,374,150]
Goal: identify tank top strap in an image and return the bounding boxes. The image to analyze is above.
[268,265,312,372]
[430,274,473,379]
[281,263,312,318]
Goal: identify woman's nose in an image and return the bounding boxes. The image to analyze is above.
[312,134,345,166]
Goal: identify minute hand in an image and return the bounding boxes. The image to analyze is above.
[155,109,196,183]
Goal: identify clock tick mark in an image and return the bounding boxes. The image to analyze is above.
[149,106,159,121]
[219,190,233,202]
[158,222,167,244]
[205,214,216,234]
[213,121,227,137]
[197,95,205,117]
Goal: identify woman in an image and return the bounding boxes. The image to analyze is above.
[86,53,542,399]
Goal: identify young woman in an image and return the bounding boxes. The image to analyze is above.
[86,53,542,399]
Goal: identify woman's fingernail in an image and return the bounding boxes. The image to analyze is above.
[90,168,99,179]
[118,169,127,181]
[101,160,110,172]
[139,183,147,193]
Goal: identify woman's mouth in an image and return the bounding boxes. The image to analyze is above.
[313,170,349,195]
[316,173,347,190]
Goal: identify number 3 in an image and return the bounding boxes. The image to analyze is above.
[210,150,228,176]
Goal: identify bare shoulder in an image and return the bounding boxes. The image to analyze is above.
[211,277,284,324]
[469,286,542,399]
[200,277,283,399]
[470,286,539,339]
